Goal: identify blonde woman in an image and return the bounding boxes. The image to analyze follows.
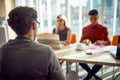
[52,14,72,45]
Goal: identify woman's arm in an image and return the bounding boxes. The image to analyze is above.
[66,29,72,44]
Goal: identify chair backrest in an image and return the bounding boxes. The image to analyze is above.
[71,33,76,44]
[40,32,51,34]
[112,34,120,46]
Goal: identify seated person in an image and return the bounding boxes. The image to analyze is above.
[52,14,72,45]
[0,6,65,80]
[79,9,111,80]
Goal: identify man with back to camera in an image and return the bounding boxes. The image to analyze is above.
[79,9,111,80]
[0,6,65,80]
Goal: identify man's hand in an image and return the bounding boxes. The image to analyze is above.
[82,39,91,45]
[94,40,104,45]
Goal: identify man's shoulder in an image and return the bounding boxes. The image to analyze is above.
[33,41,54,54]
[0,40,13,48]
[2,40,53,52]
[98,24,107,28]
[1,40,54,57]
[34,42,52,50]
[83,24,91,30]
[98,24,108,31]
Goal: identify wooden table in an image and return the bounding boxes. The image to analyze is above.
[54,45,120,79]
[54,45,120,66]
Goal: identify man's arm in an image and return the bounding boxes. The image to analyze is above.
[80,28,91,45]
[103,27,111,45]
[48,48,65,80]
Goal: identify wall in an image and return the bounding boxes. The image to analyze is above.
[4,0,16,39]
[0,0,16,39]
[0,0,5,17]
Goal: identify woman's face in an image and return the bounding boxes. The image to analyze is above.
[57,18,65,29]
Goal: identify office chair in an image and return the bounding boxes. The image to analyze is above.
[71,33,76,44]
[112,34,120,46]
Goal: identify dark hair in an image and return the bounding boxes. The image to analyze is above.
[7,6,37,35]
[88,9,98,15]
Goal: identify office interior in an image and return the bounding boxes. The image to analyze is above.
[0,0,120,80]
[0,0,120,40]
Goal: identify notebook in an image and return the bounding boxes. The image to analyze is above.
[37,34,63,49]
[111,36,120,59]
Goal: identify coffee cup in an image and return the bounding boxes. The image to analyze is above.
[76,43,83,50]
[76,43,88,50]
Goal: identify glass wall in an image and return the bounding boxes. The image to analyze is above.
[41,0,48,32]
[116,0,120,34]
[93,0,102,23]
[82,0,91,27]
[104,0,114,39]
[15,0,120,40]
[69,0,80,39]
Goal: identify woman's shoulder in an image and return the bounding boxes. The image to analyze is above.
[66,27,71,30]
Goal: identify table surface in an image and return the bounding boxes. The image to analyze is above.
[54,44,120,66]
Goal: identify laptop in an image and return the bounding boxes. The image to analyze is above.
[37,34,63,49]
[111,36,120,59]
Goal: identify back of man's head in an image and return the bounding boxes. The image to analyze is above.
[89,9,98,16]
[7,6,37,35]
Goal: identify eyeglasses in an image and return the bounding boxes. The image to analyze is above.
[36,21,40,28]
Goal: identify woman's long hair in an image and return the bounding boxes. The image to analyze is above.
[55,14,69,33]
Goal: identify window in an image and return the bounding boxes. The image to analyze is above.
[104,0,114,39]
[116,0,120,34]
[15,0,120,40]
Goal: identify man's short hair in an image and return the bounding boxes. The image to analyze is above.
[88,9,98,15]
[7,6,37,35]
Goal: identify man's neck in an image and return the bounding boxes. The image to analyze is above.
[23,34,33,40]
[16,36,32,40]
[91,23,98,26]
